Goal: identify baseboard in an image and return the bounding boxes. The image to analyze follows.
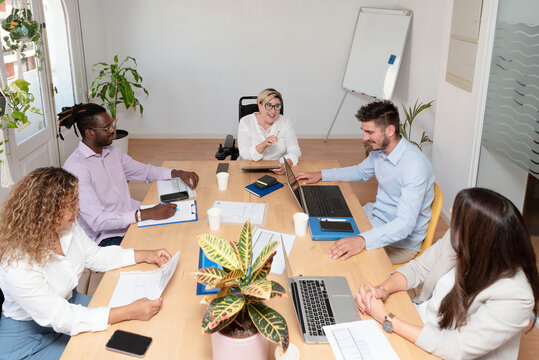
[127,133,362,139]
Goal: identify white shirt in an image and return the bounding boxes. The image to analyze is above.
[237,113,301,165]
[0,222,135,336]
[415,267,455,325]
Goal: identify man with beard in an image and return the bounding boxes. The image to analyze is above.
[60,103,199,246]
[296,100,434,264]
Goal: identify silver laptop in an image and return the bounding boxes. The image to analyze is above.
[281,239,361,343]
[283,158,352,217]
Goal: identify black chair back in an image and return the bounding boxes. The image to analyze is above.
[239,96,284,121]
[0,288,4,314]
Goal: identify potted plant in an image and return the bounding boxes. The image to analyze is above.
[1,5,45,69]
[192,220,290,359]
[88,55,149,153]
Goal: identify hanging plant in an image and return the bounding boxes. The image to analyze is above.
[0,78,41,129]
[1,5,44,70]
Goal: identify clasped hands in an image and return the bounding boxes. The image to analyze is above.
[355,283,389,323]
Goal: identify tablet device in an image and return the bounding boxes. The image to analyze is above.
[106,330,152,358]
[241,166,279,172]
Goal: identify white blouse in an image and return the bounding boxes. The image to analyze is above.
[237,113,301,165]
[0,222,135,335]
[415,267,456,325]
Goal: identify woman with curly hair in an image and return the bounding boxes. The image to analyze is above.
[355,187,539,359]
[0,167,171,359]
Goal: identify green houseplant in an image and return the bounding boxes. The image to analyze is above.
[1,6,45,69]
[400,99,434,151]
[88,55,149,123]
[192,220,290,357]
[0,79,41,129]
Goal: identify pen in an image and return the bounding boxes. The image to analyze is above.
[320,218,347,222]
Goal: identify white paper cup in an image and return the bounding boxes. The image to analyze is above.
[293,212,309,236]
[207,207,222,230]
[216,172,229,191]
[275,343,300,360]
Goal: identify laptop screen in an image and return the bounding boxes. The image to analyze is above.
[283,158,307,213]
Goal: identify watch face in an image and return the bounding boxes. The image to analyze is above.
[383,320,393,333]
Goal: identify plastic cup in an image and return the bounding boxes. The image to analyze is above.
[275,343,300,360]
[293,212,309,236]
[216,172,229,191]
[207,207,222,230]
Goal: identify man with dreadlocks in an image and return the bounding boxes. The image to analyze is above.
[59,103,199,246]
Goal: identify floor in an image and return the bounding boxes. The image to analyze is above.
[83,138,539,359]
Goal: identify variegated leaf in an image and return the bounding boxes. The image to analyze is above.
[251,241,278,274]
[202,302,238,334]
[247,303,289,354]
[270,281,287,298]
[192,267,227,288]
[214,269,245,289]
[240,279,272,299]
[200,295,215,305]
[217,286,233,297]
[237,220,252,273]
[251,253,274,282]
[206,312,238,334]
[198,234,241,270]
[208,294,245,329]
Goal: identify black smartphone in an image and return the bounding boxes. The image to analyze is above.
[160,191,188,203]
[320,220,354,232]
[216,163,229,174]
[106,330,152,358]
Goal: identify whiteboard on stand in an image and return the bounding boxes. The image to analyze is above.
[342,8,412,100]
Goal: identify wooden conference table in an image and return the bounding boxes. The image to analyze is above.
[61,160,436,360]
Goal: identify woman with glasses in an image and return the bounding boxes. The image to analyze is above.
[0,167,171,359]
[237,88,301,175]
[355,187,539,360]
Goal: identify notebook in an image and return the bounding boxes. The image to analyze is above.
[281,238,361,343]
[245,182,284,198]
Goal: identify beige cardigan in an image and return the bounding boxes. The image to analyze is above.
[398,231,535,360]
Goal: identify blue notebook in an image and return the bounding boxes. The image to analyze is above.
[196,248,221,295]
[245,181,284,198]
[308,217,360,241]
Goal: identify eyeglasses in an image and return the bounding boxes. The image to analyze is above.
[264,103,282,111]
[90,120,117,133]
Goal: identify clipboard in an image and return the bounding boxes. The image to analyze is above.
[137,200,198,227]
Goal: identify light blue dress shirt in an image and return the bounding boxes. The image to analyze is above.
[321,138,434,251]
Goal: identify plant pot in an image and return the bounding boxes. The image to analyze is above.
[211,331,268,360]
[113,129,129,154]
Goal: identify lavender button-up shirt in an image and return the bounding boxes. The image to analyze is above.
[63,141,172,244]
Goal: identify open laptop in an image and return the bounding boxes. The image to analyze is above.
[283,159,352,218]
[281,238,361,343]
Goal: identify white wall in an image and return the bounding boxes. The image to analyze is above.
[431,0,499,219]
[78,0,450,143]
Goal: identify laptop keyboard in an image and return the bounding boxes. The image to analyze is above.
[302,187,333,216]
[299,279,336,336]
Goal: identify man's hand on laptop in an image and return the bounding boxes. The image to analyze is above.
[328,236,366,260]
[295,171,322,184]
[172,169,199,189]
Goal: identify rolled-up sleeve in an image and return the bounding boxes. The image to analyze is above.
[281,120,301,166]
[120,151,172,184]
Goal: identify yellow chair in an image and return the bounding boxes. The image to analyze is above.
[393,183,443,269]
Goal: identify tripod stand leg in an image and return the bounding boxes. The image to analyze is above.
[324,90,348,142]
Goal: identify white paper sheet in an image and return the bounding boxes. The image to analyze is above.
[138,200,197,227]
[252,228,295,275]
[157,178,196,199]
[212,200,267,226]
[108,251,180,307]
[323,320,400,360]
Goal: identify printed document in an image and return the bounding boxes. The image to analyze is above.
[108,251,180,307]
[323,320,399,360]
[252,228,295,275]
[212,200,267,226]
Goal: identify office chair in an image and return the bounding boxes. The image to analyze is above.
[393,183,443,269]
[215,96,284,160]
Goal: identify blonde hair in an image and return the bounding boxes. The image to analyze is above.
[0,167,78,265]
[257,88,283,106]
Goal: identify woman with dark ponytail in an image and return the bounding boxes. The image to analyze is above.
[356,188,539,359]
[60,103,200,247]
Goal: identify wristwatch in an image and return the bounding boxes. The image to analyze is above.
[382,313,395,333]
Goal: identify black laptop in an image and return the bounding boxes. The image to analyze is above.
[283,159,352,218]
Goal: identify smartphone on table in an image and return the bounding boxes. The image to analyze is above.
[160,191,189,203]
[320,220,354,232]
[106,330,152,358]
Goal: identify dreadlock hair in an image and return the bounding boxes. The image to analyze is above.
[57,103,107,140]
